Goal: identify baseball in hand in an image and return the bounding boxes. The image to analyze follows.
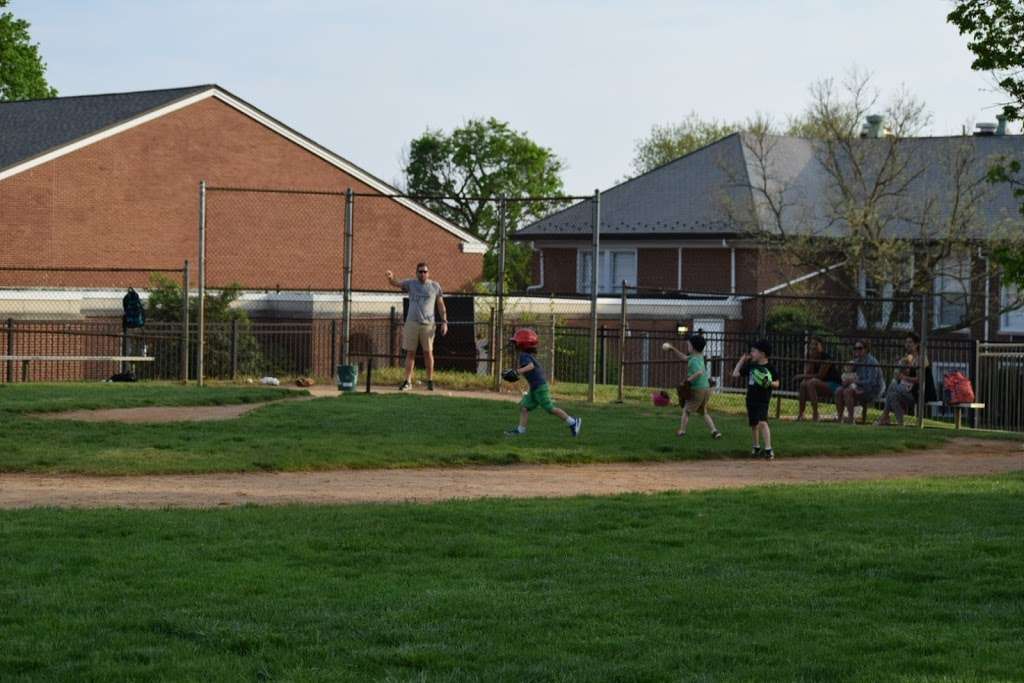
[661,342,672,351]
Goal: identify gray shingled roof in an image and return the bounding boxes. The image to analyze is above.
[516,132,1024,240]
[516,134,753,239]
[0,85,212,172]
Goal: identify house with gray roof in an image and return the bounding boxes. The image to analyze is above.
[515,124,1024,340]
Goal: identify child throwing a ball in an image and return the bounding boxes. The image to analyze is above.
[503,329,581,437]
[732,339,780,460]
[663,335,722,439]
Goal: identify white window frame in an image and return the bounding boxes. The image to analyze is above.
[932,256,972,331]
[858,254,915,330]
[576,248,637,294]
[1000,283,1024,333]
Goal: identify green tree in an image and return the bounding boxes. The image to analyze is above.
[402,117,567,290]
[148,275,264,379]
[725,69,1023,332]
[0,0,57,101]
[948,0,1024,284]
[628,113,740,176]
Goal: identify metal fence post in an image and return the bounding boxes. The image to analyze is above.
[230,318,239,379]
[389,306,397,367]
[197,181,207,387]
[5,318,13,383]
[588,189,601,402]
[181,260,190,383]
[600,324,607,385]
[917,293,928,429]
[330,319,338,378]
[488,306,496,379]
[493,199,507,393]
[618,283,627,403]
[972,338,981,429]
[342,188,354,366]
[549,313,556,383]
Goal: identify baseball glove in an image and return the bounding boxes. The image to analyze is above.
[501,368,520,383]
[676,381,692,406]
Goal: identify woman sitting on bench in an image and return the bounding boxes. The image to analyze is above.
[834,339,883,424]
[875,332,937,426]
[795,336,842,422]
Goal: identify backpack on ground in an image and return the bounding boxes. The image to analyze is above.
[943,371,975,404]
[122,288,145,329]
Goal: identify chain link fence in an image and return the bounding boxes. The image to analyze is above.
[0,265,189,383]
[976,343,1024,433]
[617,286,1023,429]
[198,186,590,389]
[10,183,1021,435]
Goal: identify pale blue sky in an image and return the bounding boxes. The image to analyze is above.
[17,0,1007,192]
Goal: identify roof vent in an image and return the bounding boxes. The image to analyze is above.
[975,122,998,136]
[996,115,1008,136]
[861,114,885,138]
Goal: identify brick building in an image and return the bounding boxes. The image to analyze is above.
[0,85,486,312]
[0,85,488,380]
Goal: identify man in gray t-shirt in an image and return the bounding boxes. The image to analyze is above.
[386,262,448,391]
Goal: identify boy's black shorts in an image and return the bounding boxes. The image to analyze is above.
[746,400,770,426]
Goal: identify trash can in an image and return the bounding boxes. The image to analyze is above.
[337,363,359,392]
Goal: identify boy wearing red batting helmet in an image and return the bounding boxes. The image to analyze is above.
[503,328,581,437]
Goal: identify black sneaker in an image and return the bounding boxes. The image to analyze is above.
[398,380,411,391]
[711,430,723,440]
[764,448,775,461]
[427,380,434,391]
[751,446,762,458]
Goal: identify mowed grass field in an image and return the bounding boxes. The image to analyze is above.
[2,475,1022,681]
[0,383,999,475]
[0,382,306,413]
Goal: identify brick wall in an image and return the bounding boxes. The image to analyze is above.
[540,248,578,294]
[680,248,731,293]
[734,248,758,293]
[637,248,678,289]
[0,97,483,293]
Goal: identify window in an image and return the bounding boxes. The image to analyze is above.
[933,257,971,330]
[858,254,914,329]
[1001,283,1024,333]
[577,249,636,294]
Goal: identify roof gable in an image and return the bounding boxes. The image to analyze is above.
[518,132,1024,241]
[739,133,1024,240]
[0,86,485,252]
[516,134,754,240]
[0,86,212,172]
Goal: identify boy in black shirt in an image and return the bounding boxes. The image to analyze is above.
[732,339,780,460]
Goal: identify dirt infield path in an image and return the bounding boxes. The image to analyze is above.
[27,386,512,424]
[31,402,288,423]
[0,439,1019,509]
